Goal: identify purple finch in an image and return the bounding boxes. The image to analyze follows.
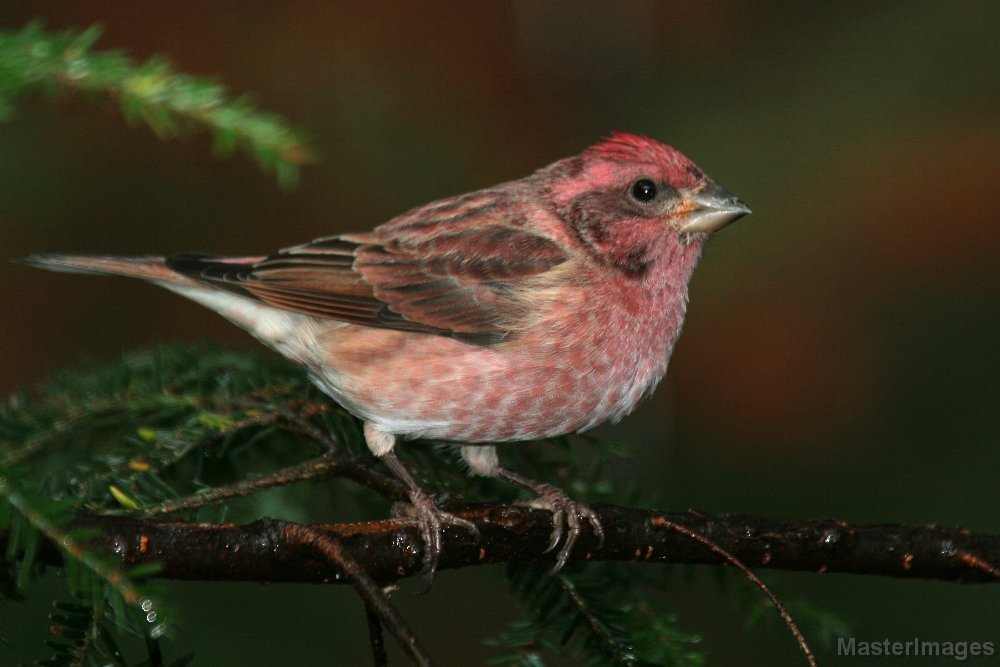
[26,133,749,573]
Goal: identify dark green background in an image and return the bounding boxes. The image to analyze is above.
[1,1,997,665]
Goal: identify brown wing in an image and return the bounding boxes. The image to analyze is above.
[166,191,567,344]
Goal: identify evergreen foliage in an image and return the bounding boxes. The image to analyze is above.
[488,563,704,667]
[0,344,332,664]
[0,22,314,188]
[0,343,716,665]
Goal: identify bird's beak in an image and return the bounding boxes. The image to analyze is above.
[679,182,751,234]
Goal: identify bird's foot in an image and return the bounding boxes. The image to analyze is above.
[519,483,604,573]
[393,489,479,578]
[376,445,480,581]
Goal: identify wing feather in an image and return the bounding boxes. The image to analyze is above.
[165,190,567,344]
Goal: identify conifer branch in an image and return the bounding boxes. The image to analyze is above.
[1,343,993,665]
[0,22,314,187]
[9,507,997,585]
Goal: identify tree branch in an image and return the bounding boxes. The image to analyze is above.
[0,23,316,187]
[14,504,998,585]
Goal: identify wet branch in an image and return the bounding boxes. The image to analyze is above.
[13,505,998,585]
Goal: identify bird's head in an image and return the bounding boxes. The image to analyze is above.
[544,132,750,276]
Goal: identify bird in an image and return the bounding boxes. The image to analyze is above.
[24,132,750,575]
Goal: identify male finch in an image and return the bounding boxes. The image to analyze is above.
[26,133,750,573]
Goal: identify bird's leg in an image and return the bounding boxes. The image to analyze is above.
[460,445,604,573]
[365,423,478,577]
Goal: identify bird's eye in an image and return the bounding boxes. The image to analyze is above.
[630,179,658,203]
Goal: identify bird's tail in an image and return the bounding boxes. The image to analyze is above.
[19,254,189,284]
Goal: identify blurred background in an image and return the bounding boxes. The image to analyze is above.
[1,1,997,665]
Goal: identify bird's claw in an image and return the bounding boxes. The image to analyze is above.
[393,492,479,580]
[520,483,604,573]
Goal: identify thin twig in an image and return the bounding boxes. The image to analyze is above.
[282,522,433,667]
[270,400,338,448]
[365,603,389,667]
[144,636,164,667]
[230,396,409,500]
[659,516,817,667]
[957,550,1000,581]
[143,455,342,514]
[142,454,405,514]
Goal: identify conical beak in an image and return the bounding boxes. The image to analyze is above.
[680,182,751,234]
